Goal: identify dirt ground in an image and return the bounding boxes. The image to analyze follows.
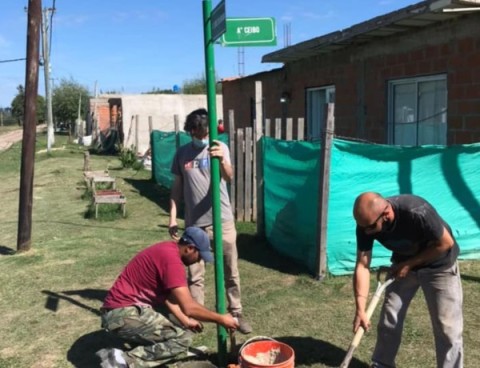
[0,124,47,151]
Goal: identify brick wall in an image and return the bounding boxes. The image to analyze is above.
[222,12,480,144]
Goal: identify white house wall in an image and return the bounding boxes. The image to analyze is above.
[121,94,223,154]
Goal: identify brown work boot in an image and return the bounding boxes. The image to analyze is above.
[232,313,252,334]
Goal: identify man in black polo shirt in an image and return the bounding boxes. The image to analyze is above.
[352,192,463,368]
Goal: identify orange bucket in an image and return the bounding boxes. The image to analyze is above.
[239,337,294,368]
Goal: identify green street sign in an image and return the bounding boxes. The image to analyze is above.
[220,17,276,47]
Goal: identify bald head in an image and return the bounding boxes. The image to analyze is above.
[353,192,388,224]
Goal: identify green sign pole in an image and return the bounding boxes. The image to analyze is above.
[202,1,227,366]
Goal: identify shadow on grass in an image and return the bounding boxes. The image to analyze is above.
[237,232,307,276]
[461,274,480,283]
[67,329,125,367]
[41,289,107,316]
[124,177,171,214]
[0,245,15,255]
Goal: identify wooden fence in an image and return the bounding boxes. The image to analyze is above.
[153,101,333,279]
[227,111,306,222]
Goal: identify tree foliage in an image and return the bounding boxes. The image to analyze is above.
[182,74,222,94]
[52,78,90,124]
[10,85,46,125]
[143,87,176,94]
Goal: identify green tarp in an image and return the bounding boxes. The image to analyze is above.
[151,131,480,276]
[263,137,480,275]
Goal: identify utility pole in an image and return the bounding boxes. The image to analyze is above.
[17,0,41,253]
[77,93,82,139]
[41,6,55,151]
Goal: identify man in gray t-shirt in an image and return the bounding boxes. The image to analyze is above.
[169,108,252,334]
[352,192,463,368]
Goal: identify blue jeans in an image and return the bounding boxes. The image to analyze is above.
[372,262,463,368]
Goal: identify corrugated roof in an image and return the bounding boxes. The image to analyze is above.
[262,0,480,63]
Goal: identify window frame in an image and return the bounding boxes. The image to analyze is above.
[387,74,447,146]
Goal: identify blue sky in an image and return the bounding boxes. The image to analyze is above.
[0,0,415,107]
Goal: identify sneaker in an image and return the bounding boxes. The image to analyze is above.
[96,348,128,368]
[232,313,252,335]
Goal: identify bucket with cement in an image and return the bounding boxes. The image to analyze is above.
[239,336,294,368]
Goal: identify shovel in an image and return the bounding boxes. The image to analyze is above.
[339,267,395,368]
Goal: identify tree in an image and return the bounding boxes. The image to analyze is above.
[182,74,222,94]
[143,87,176,94]
[52,78,90,126]
[10,85,46,125]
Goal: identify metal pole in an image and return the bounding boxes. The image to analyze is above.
[202,1,227,366]
[41,7,54,151]
[17,0,41,253]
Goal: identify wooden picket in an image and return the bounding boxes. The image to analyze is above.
[228,112,306,222]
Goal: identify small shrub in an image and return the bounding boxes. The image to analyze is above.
[118,145,137,168]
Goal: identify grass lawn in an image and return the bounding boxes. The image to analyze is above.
[0,132,479,368]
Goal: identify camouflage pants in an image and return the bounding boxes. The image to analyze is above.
[101,306,192,368]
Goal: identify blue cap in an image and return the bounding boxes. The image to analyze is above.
[181,227,213,263]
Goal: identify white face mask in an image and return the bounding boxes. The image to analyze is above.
[192,137,209,148]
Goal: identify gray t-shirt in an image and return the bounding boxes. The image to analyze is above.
[171,141,234,227]
[356,194,459,269]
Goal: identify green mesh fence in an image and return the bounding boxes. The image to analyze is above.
[151,131,229,189]
[263,136,480,275]
[151,131,480,275]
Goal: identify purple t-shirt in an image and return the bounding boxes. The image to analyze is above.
[103,241,187,309]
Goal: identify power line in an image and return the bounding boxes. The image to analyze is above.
[0,58,26,64]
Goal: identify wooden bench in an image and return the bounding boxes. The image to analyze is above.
[93,190,126,219]
[92,176,116,190]
[84,170,109,189]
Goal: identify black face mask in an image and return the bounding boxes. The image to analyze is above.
[379,217,394,234]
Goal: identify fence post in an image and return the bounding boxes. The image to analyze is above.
[286,118,293,141]
[148,116,153,135]
[265,118,271,137]
[275,118,282,139]
[174,114,180,150]
[297,118,305,141]
[135,114,139,153]
[315,103,335,281]
[228,109,236,213]
[236,128,245,221]
[254,81,264,232]
[245,127,253,221]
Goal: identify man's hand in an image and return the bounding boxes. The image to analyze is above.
[209,140,224,162]
[186,318,204,333]
[220,313,240,330]
[169,225,179,240]
[353,310,371,333]
[390,262,411,278]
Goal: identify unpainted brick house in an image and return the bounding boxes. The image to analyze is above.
[221,0,480,145]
